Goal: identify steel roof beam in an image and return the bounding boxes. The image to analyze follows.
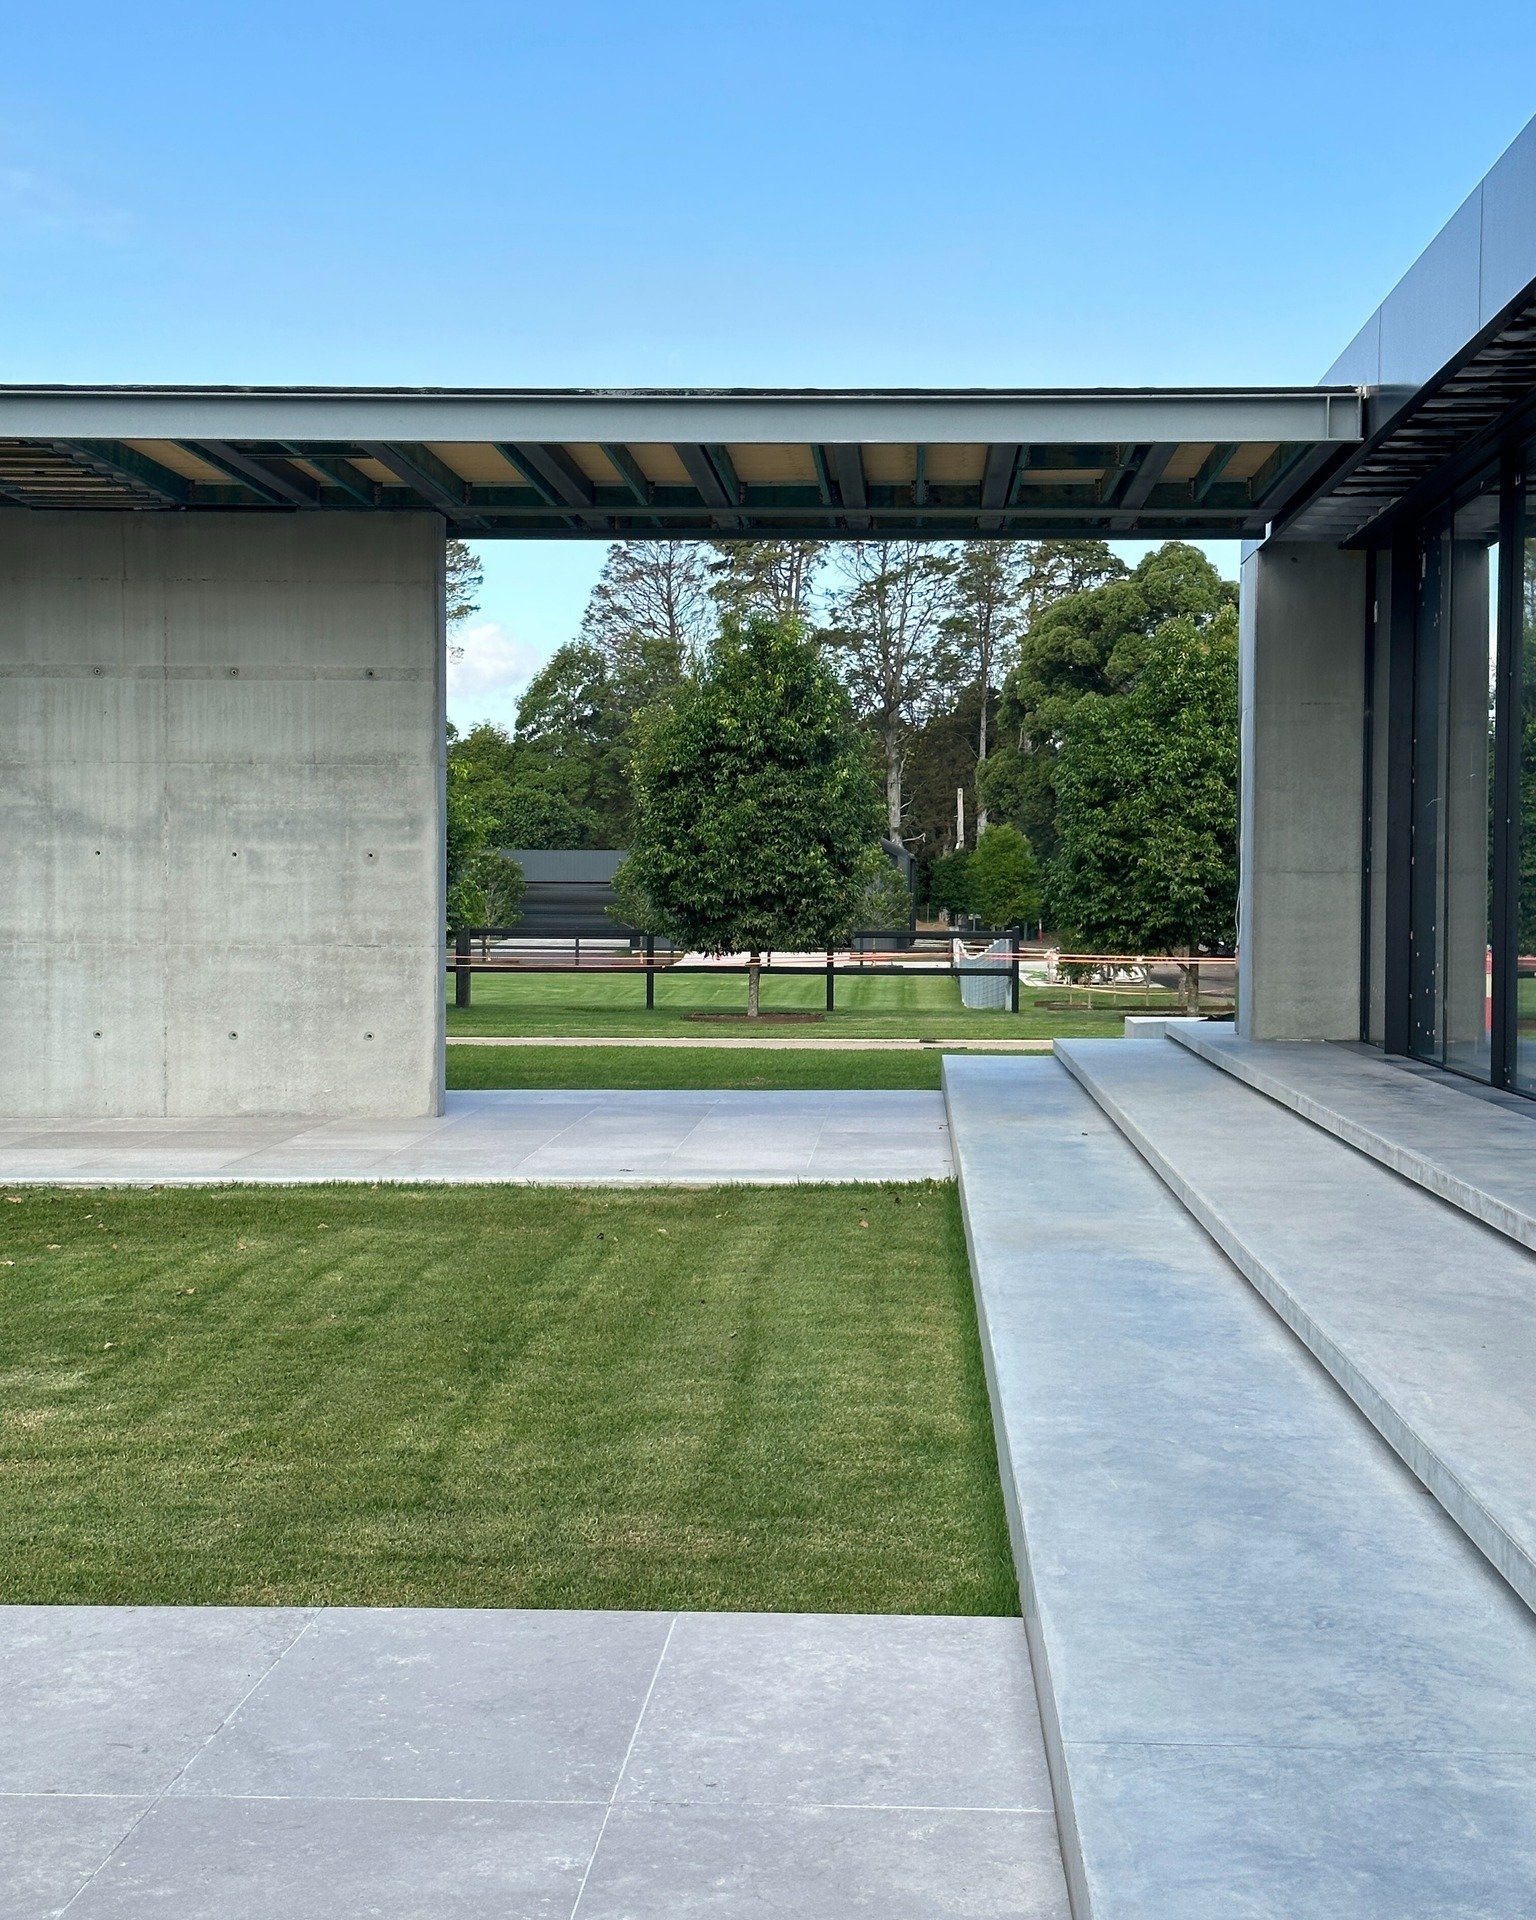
[675,444,742,528]
[829,444,867,512]
[1190,443,1239,503]
[600,443,653,504]
[497,443,596,511]
[187,442,320,506]
[981,443,1020,509]
[287,448,376,506]
[675,444,733,507]
[54,440,189,505]
[0,386,1364,450]
[361,442,482,525]
[1109,443,1177,528]
[1249,439,1350,518]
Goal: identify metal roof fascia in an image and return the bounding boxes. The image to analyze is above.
[0,386,1365,449]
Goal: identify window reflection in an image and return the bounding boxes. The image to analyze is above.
[1441,486,1499,1080]
[1516,486,1536,1093]
[1408,476,1499,1080]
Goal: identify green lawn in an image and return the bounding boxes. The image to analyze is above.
[447,966,1161,1041]
[0,1181,1016,1616]
[446,1043,1023,1090]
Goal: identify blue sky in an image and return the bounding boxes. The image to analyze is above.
[5,1,1536,725]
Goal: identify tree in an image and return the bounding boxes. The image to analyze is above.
[968,825,1041,929]
[939,544,1032,834]
[445,540,483,660]
[925,850,974,920]
[900,679,991,856]
[446,720,591,851]
[852,846,914,933]
[445,757,525,930]
[825,541,955,843]
[579,540,716,680]
[626,614,884,1016]
[1049,607,1239,1008]
[708,540,826,624]
[512,644,636,846]
[987,541,1233,861]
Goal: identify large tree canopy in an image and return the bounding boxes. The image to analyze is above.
[625,614,883,1013]
[445,755,525,931]
[982,542,1232,860]
[1049,606,1239,958]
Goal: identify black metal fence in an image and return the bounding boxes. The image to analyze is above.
[445,925,1027,1013]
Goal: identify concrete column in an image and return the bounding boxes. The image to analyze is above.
[1,512,446,1117]
[1237,539,1368,1041]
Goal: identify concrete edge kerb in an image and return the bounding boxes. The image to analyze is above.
[1054,1039,1536,1618]
[1167,1025,1536,1254]
[940,1055,1093,1920]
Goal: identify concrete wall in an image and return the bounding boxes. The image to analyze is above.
[1,512,446,1117]
[1237,541,1368,1041]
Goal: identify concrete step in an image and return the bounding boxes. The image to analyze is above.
[944,1052,1536,1917]
[1056,1035,1536,1617]
[1167,1022,1536,1254]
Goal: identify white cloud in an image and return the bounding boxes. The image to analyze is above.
[447,618,542,695]
[446,618,548,731]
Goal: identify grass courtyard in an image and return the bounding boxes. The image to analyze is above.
[446,1043,1015,1090]
[0,1180,1016,1617]
[446,965,1164,1042]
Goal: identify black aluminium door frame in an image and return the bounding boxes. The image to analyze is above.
[1407,522,1449,1063]
[1492,442,1524,1087]
[1381,452,1524,1086]
[1379,540,1418,1058]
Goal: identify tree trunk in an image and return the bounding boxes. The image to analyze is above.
[976,691,989,836]
[1176,958,1201,1015]
[747,954,761,1018]
[884,739,903,841]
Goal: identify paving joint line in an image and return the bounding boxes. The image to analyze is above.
[568,1613,679,1920]
[52,1609,321,1915]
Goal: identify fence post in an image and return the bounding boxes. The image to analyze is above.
[1009,927,1021,1014]
[826,948,835,1012]
[455,927,472,1009]
[645,932,655,1011]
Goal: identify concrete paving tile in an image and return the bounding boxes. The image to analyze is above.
[1058,1036,1536,1613]
[0,1607,313,1794]
[576,1803,1070,1919]
[0,1795,154,1920]
[663,1147,819,1173]
[0,1150,104,1173]
[618,1613,1051,1812]
[1061,1740,1536,1920]
[41,1152,251,1176]
[1173,1025,1536,1252]
[178,1608,672,1803]
[63,1795,605,1920]
[0,1090,954,1186]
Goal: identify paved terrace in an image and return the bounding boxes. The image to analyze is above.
[2,1606,1068,1919]
[0,1090,951,1186]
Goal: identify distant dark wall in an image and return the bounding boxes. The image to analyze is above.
[501,848,628,936]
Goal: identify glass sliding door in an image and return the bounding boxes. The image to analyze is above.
[1409,526,1448,1059]
[1441,484,1499,1079]
[1515,469,1536,1093]
[1408,472,1500,1079]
